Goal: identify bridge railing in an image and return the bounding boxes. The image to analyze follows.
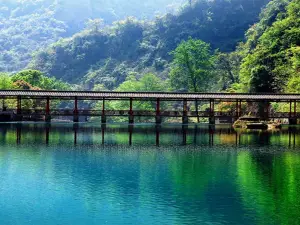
[7,109,300,118]
[13,109,231,117]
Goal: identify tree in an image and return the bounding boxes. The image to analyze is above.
[12,70,44,88]
[214,51,241,91]
[0,73,13,90]
[112,73,166,111]
[94,73,166,122]
[0,73,14,110]
[170,38,214,122]
[12,70,70,90]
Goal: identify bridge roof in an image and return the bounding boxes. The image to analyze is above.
[0,90,300,101]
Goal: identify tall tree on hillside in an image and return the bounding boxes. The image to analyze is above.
[170,38,214,122]
[214,51,242,90]
[12,70,69,90]
[0,73,13,110]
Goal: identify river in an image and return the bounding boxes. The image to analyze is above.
[0,123,299,225]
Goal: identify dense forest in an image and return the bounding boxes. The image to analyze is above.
[1,0,300,99]
[29,0,270,88]
[0,0,184,72]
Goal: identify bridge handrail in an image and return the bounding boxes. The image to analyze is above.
[7,108,299,118]
[1,90,300,100]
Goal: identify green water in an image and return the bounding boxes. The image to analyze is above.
[0,123,300,225]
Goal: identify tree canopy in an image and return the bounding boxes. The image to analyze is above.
[238,0,300,93]
[28,0,269,90]
[0,0,184,72]
[170,38,214,92]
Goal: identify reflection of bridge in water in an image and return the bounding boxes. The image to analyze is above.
[1,90,300,124]
[1,124,298,148]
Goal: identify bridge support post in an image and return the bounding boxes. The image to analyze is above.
[295,100,297,117]
[195,99,200,123]
[101,98,106,124]
[289,100,297,125]
[15,96,23,121]
[45,97,51,122]
[182,99,188,124]
[289,118,297,125]
[156,98,162,124]
[209,99,215,125]
[73,97,79,123]
[2,96,6,111]
[235,99,242,119]
[129,98,134,124]
[266,102,270,121]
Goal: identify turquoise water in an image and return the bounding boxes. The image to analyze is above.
[0,123,300,225]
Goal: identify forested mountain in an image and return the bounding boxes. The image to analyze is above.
[237,0,300,93]
[29,0,270,89]
[0,0,183,72]
[214,0,300,95]
[2,0,299,97]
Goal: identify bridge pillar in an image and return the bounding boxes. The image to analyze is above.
[45,97,51,122]
[156,116,162,124]
[2,97,7,111]
[289,118,297,125]
[266,101,270,120]
[129,98,134,124]
[209,99,215,125]
[182,99,188,124]
[156,98,162,124]
[289,100,292,118]
[294,100,297,117]
[239,100,242,117]
[289,100,297,125]
[73,97,79,123]
[73,116,79,123]
[234,99,240,122]
[15,96,23,121]
[101,98,106,124]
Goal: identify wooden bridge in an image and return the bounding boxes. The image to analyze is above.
[0,90,299,124]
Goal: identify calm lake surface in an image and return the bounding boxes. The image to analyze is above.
[0,123,300,225]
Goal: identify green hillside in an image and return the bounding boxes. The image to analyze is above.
[0,0,184,72]
[29,0,270,90]
[2,0,299,96]
[237,0,300,93]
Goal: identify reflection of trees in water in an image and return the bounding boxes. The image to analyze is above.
[236,130,271,146]
[1,124,300,223]
[237,152,300,225]
[3,124,300,147]
[166,151,251,224]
